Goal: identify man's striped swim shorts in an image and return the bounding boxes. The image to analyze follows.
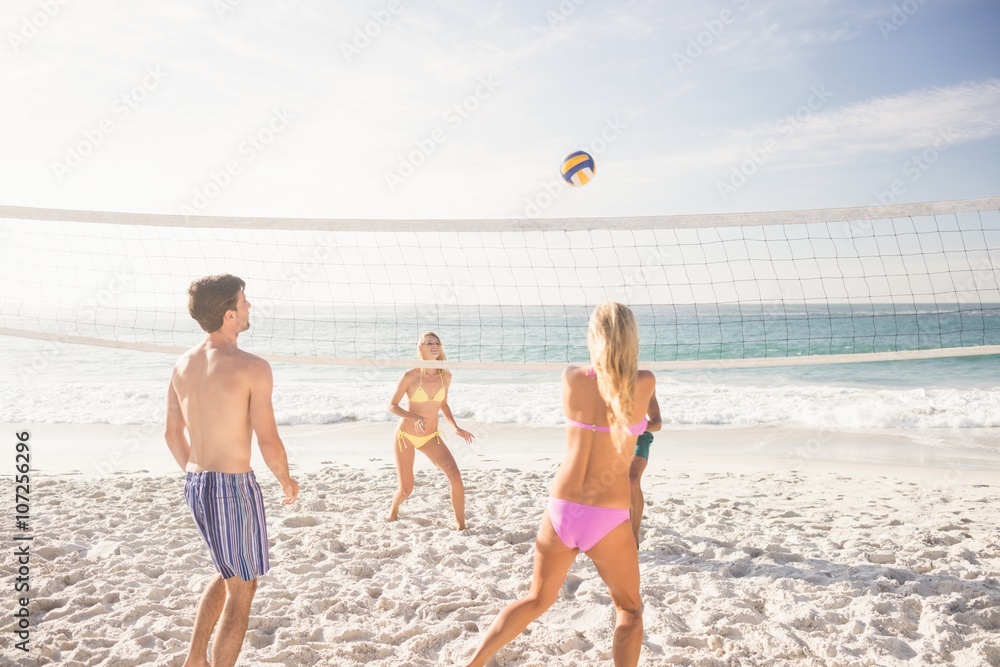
[184,470,270,581]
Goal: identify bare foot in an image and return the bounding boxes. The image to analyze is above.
[455,521,467,531]
[386,506,399,522]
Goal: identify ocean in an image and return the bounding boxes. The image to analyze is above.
[2,320,997,437]
[9,302,1000,364]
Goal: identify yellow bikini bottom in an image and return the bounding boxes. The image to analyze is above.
[396,429,442,451]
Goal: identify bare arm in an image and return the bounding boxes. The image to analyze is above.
[439,376,474,444]
[249,360,298,504]
[388,371,427,431]
[164,372,190,471]
[646,391,662,432]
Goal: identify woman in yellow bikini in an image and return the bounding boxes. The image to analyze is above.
[387,331,475,530]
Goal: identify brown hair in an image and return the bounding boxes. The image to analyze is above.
[587,302,639,451]
[188,274,245,333]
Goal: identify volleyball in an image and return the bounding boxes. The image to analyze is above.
[560,150,596,187]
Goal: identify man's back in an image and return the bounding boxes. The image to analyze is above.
[169,274,298,667]
[171,340,260,474]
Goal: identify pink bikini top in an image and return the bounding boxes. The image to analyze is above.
[565,367,648,435]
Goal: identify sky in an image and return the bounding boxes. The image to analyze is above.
[1,0,999,221]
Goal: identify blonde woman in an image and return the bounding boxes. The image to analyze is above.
[387,332,475,530]
[464,302,655,667]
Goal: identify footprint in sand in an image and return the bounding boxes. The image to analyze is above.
[501,530,535,544]
[282,515,320,528]
[723,558,752,578]
[563,574,585,598]
[35,597,69,613]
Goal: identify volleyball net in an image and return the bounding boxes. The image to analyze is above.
[0,198,998,370]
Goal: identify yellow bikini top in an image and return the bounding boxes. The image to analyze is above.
[410,370,446,403]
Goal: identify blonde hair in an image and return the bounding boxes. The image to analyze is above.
[587,302,639,450]
[417,331,450,378]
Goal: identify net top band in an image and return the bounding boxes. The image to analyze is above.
[1,197,998,232]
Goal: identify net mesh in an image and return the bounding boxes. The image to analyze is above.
[1,198,998,369]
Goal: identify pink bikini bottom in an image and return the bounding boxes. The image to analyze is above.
[546,497,630,552]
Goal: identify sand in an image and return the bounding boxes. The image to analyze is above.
[5,424,1000,667]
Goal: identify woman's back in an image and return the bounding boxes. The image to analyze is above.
[551,365,656,508]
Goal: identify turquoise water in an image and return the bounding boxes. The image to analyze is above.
[233,302,1000,364]
[25,301,992,365]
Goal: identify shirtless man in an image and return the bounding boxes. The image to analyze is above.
[165,274,299,667]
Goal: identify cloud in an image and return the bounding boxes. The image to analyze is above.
[602,78,1000,214]
[713,79,1000,168]
[1,0,996,219]
[660,0,867,75]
